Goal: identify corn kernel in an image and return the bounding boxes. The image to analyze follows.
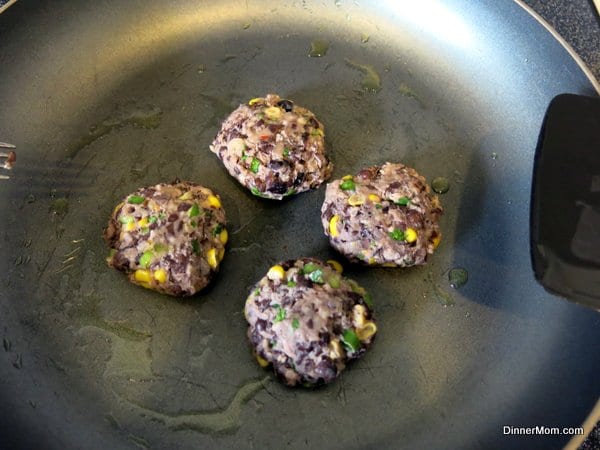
[432,234,441,249]
[329,339,343,359]
[112,202,124,215]
[219,228,228,245]
[153,268,167,284]
[329,215,340,237]
[178,191,193,201]
[255,353,270,367]
[326,259,343,274]
[353,304,367,327]
[206,195,221,209]
[134,269,152,283]
[368,193,381,203]
[348,193,365,206]
[248,97,263,105]
[138,217,149,228]
[206,248,218,269]
[367,257,376,265]
[124,221,136,232]
[342,175,353,181]
[356,321,377,341]
[405,228,418,243]
[264,106,282,120]
[382,262,397,268]
[267,265,285,281]
[218,247,225,262]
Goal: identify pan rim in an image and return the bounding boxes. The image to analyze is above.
[513,0,600,94]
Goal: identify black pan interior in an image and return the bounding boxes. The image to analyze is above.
[0,1,599,449]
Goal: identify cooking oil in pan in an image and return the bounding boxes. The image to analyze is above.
[308,39,329,57]
[67,105,162,159]
[448,267,468,289]
[125,376,269,434]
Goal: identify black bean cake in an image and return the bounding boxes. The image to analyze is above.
[209,94,333,200]
[321,162,443,267]
[104,181,228,296]
[245,258,377,386]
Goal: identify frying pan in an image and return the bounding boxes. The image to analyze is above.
[1,1,599,449]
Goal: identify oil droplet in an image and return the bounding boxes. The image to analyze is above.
[427,272,455,306]
[465,312,471,318]
[242,22,251,30]
[431,177,450,194]
[344,58,381,92]
[361,33,370,43]
[221,54,237,63]
[308,39,329,57]
[25,194,36,204]
[448,267,468,288]
[334,0,341,6]
[50,198,69,216]
[3,337,11,352]
[491,152,498,160]
[197,64,206,74]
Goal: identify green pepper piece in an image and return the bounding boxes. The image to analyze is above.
[127,195,145,205]
[188,203,200,218]
[292,318,300,330]
[284,188,296,197]
[254,288,261,296]
[341,329,360,352]
[212,224,223,236]
[250,157,261,174]
[250,187,266,197]
[308,269,325,284]
[241,150,247,162]
[287,280,297,287]
[148,215,158,224]
[119,216,135,224]
[395,197,410,206]
[375,203,383,209]
[389,229,405,241]
[283,147,290,157]
[139,250,154,268]
[340,179,356,191]
[191,239,200,255]
[302,262,320,274]
[327,274,341,289]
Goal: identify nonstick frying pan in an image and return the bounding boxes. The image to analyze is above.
[1,1,599,449]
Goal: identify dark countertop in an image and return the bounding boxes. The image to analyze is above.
[0,0,598,449]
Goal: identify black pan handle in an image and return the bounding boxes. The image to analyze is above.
[530,93,600,310]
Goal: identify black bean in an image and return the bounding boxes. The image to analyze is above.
[268,160,287,170]
[276,99,294,112]
[177,202,191,212]
[293,172,305,187]
[267,182,289,195]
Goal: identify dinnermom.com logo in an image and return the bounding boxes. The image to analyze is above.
[503,425,585,436]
